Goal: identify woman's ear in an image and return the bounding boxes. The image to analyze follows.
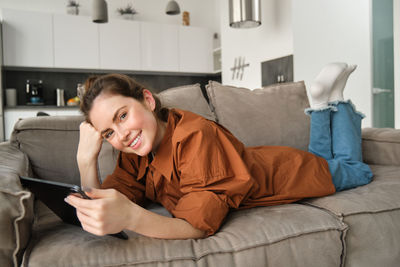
[142,89,156,111]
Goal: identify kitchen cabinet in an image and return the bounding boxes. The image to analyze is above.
[179,26,213,73]
[140,22,180,72]
[4,108,81,141]
[53,14,99,69]
[1,9,214,73]
[99,20,141,70]
[1,8,54,67]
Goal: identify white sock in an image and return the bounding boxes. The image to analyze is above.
[328,64,357,102]
[309,62,348,109]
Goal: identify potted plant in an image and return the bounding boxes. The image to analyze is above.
[117,4,137,20]
[66,0,80,15]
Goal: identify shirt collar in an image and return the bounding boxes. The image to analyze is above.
[137,154,151,181]
[148,109,179,182]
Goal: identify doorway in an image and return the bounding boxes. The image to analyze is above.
[372,0,395,128]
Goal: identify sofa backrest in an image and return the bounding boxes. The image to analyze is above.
[157,83,216,121]
[10,81,311,185]
[10,84,215,185]
[11,115,87,185]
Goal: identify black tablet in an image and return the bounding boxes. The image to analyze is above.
[20,176,128,240]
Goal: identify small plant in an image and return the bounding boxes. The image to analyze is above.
[67,0,80,7]
[117,4,137,15]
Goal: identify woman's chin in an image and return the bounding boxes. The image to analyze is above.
[125,146,151,157]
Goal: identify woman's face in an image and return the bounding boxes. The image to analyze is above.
[89,90,162,156]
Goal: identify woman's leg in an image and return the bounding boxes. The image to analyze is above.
[307,63,347,159]
[308,108,334,160]
[307,63,373,192]
[325,64,373,191]
[327,101,373,191]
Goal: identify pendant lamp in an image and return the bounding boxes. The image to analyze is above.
[166,0,181,15]
[229,0,261,28]
[92,0,108,23]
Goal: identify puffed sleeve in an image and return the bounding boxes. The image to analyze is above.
[101,152,146,206]
[171,122,255,236]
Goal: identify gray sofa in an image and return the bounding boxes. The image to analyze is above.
[1,81,399,267]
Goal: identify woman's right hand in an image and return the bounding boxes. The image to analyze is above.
[77,121,103,164]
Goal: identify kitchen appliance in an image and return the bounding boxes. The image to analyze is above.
[26,79,44,105]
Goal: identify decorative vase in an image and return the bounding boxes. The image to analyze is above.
[182,11,190,26]
[67,6,79,15]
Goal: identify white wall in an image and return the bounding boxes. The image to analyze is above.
[292,0,373,127]
[394,0,400,128]
[219,0,293,89]
[0,0,220,41]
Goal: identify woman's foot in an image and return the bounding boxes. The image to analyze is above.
[328,64,357,102]
[310,63,348,109]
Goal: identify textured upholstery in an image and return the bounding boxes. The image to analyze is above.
[23,204,346,267]
[158,83,216,121]
[205,81,310,150]
[0,142,34,266]
[303,165,400,266]
[362,128,400,166]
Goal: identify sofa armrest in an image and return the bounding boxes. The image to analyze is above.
[362,128,400,166]
[0,142,34,267]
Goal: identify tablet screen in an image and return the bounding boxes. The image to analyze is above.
[20,176,83,226]
[20,176,129,240]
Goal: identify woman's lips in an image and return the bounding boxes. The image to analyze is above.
[129,131,142,149]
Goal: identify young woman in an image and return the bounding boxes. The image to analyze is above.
[65,63,373,239]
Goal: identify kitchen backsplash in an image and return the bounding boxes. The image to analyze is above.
[2,69,220,106]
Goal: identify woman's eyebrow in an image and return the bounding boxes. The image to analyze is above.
[100,106,126,135]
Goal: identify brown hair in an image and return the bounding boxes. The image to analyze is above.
[80,74,169,123]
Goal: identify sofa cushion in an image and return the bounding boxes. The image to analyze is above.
[206,81,310,150]
[303,165,400,266]
[0,142,34,267]
[23,204,346,267]
[10,116,117,185]
[158,83,216,121]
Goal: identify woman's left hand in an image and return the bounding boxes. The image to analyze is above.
[65,188,138,236]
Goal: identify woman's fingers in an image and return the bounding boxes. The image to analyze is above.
[65,194,96,209]
[65,188,134,236]
[76,210,109,236]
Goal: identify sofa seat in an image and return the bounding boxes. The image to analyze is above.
[304,165,400,266]
[22,203,347,267]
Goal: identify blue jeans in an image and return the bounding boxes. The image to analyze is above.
[307,101,373,191]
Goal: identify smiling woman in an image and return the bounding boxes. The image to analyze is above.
[74,74,209,239]
[70,68,371,240]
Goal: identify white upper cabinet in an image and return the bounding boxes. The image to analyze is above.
[99,19,141,70]
[53,14,99,69]
[140,22,179,72]
[2,9,54,67]
[179,26,213,73]
[1,9,214,73]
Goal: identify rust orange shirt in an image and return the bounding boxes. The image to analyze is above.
[101,109,335,236]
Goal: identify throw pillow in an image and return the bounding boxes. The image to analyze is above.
[158,84,216,121]
[206,81,310,151]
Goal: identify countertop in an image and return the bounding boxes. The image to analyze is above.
[4,105,80,110]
